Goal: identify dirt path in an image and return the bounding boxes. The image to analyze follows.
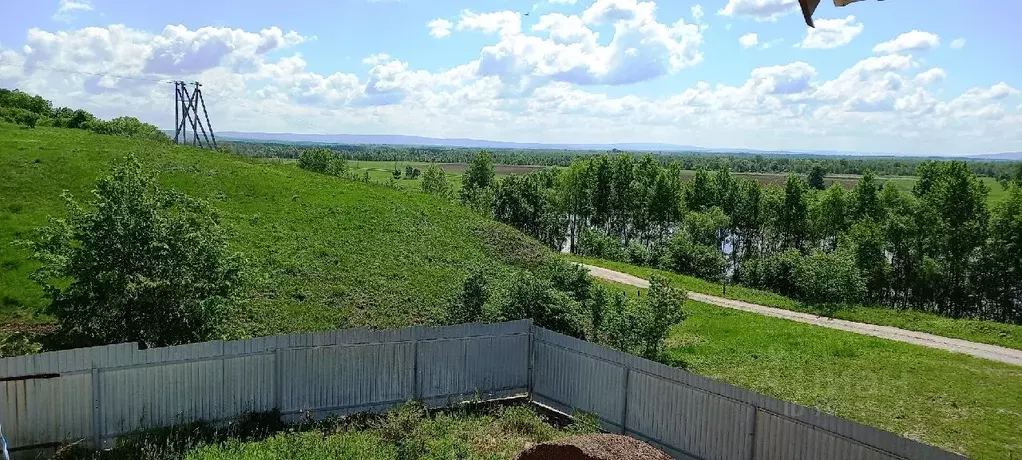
[581,264,1022,367]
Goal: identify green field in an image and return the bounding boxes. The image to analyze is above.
[599,280,1022,460]
[574,256,1022,351]
[345,160,545,192]
[0,124,548,333]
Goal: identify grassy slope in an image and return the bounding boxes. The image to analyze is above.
[0,124,548,334]
[599,280,1022,460]
[572,256,1022,350]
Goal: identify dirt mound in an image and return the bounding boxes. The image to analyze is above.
[514,434,672,460]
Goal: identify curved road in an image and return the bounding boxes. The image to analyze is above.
[581,263,1022,367]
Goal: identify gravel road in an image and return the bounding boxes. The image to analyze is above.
[581,263,1022,367]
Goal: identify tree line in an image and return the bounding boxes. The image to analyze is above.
[451,152,1022,324]
[224,139,1022,181]
[0,88,169,142]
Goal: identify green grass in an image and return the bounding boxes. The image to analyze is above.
[344,160,545,192]
[574,256,1022,350]
[0,124,548,334]
[58,402,590,460]
[599,280,1022,460]
[184,405,572,460]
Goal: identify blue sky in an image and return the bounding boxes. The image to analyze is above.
[1,0,1020,155]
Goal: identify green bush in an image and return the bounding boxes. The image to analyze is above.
[576,227,625,261]
[665,230,725,281]
[448,268,487,324]
[499,270,583,337]
[23,154,246,348]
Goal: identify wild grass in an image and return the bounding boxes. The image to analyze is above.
[56,401,590,460]
[0,124,549,335]
[600,280,1022,460]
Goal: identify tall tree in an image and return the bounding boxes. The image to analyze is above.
[915,162,989,317]
[462,150,495,190]
[778,174,811,251]
[977,186,1022,322]
[814,184,849,251]
[808,164,827,190]
[685,167,716,212]
[851,170,882,222]
[421,163,453,198]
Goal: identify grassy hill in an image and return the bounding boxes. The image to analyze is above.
[0,124,548,335]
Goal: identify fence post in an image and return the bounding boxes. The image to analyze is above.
[746,407,759,460]
[91,367,102,449]
[412,339,420,400]
[620,367,630,435]
[526,322,534,398]
[274,348,283,414]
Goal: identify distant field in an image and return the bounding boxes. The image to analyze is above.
[346,160,546,191]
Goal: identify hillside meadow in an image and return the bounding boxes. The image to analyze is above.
[0,124,548,334]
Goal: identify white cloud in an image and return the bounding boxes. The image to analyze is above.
[457,10,523,36]
[873,30,940,54]
[796,16,863,49]
[718,0,797,22]
[470,0,704,86]
[950,38,966,50]
[739,33,759,48]
[914,68,945,85]
[3,22,1021,156]
[53,0,93,21]
[691,4,704,23]
[549,0,577,3]
[427,19,453,38]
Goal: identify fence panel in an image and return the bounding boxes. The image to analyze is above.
[416,334,528,400]
[530,327,966,460]
[279,342,415,415]
[0,321,967,460]
[0,374,93,449]
[626,371,754,460]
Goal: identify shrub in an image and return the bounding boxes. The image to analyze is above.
[576,228,625,261]
[665,230,725,281]
[795,249,865,305]
[298,148,333,173]
[448,268,487,324]
[23,154,246,348]
[421,163,453,199]
[636,276,687,360]
[499,271,583,337]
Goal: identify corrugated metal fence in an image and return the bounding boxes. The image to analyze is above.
[531,327,966,460]
[0,321,966,459]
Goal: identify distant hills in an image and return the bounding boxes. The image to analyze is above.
[207,131,1022,160]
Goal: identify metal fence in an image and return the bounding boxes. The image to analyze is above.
[531,327,966,460]
[0,321,966,460]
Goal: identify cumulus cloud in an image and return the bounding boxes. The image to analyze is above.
[915,68,945,85]
[873,30,940,54]
[3,20,1020,156]
[950,38,966,50]
[457,10,523,36]
[470,0,703,86]
[718,0,797,22]
[739,33,759,48]
[796,16,863,49]
[691,4,704,23]
[53,0,93,21]
[427,19,453,38]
